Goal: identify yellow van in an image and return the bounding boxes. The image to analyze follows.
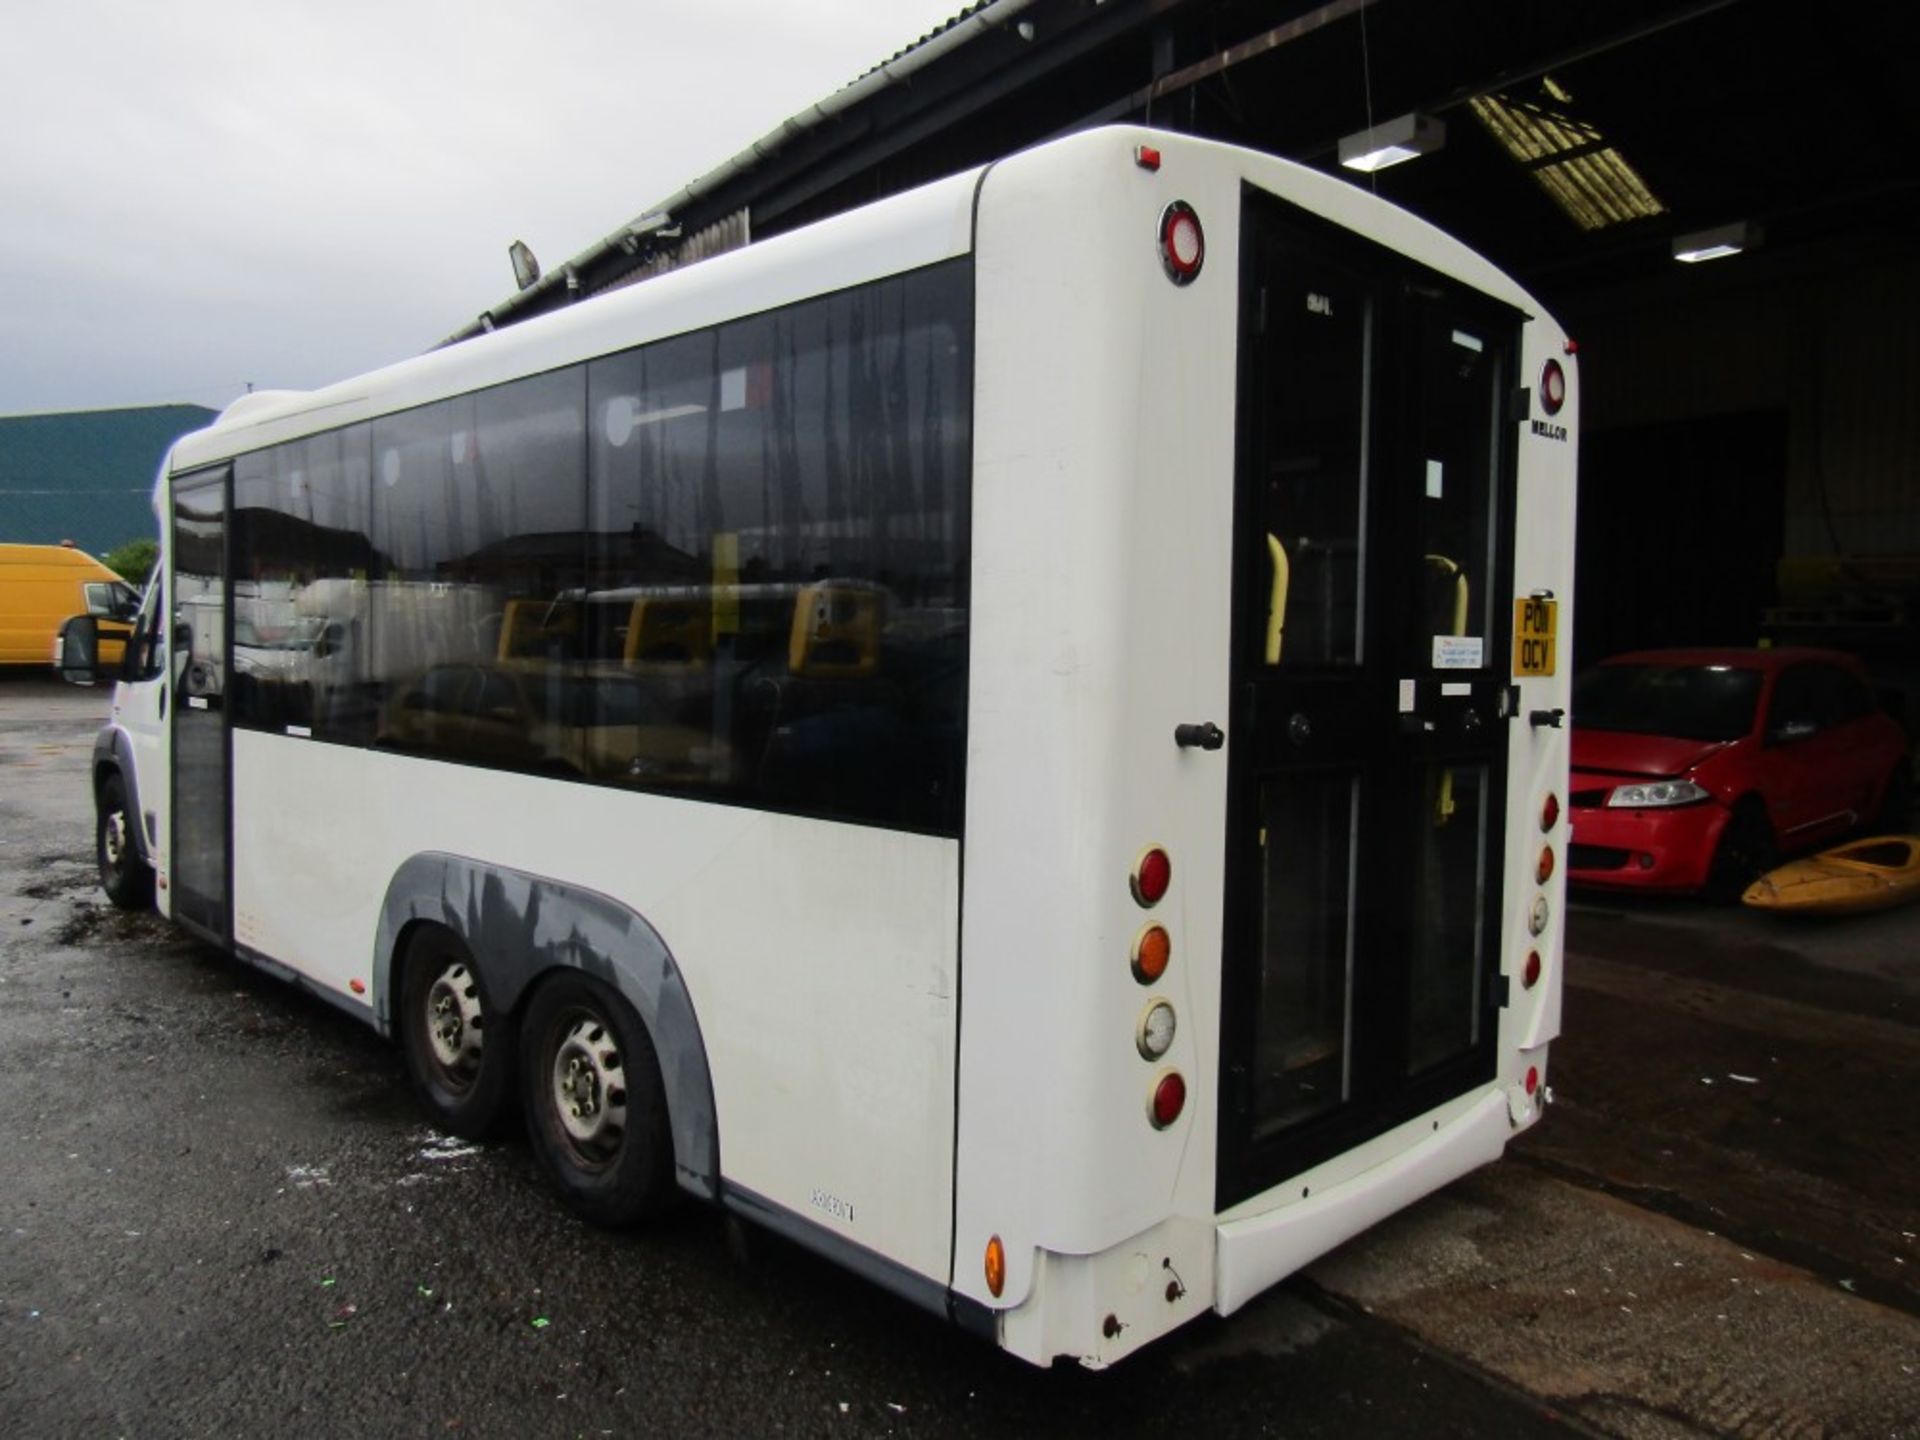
[0,543,137,667]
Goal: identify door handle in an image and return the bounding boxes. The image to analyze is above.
[1174,722,1225,751]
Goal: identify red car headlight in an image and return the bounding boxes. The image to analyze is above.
[1606,779,1711,808]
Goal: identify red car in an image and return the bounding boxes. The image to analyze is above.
[1567,647,1912,898]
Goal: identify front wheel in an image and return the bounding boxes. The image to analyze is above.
[97,772,153,911]
[1706,798,1776,903]
[521,971,675,1227]
[399,926,516,1138]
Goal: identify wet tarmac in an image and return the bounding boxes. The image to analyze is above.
[2,676,1916,1437]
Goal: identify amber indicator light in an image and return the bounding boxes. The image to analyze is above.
[984,1235,1006,1297]
[1132,924,1171,984]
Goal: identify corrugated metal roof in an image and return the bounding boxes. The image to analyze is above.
[845,2,988,85]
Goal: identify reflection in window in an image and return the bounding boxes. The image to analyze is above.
[230,426,377,740]
[584,260,973,831]
[369,371,586,772]
[220,260,973,835]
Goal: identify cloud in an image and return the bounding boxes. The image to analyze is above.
[0,0,963,414]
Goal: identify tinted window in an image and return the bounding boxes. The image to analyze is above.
[217,262,973,834]
[230,426,378,740]
[122,572,166,682]
[1573,662,1763,741]
[1768,662,1876,735]
[583,261,973,831]
[370,369,587,772]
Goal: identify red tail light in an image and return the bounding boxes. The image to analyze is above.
[1541,359,1567,415]
[1132,847,1172,907]
[1541,793,1560,832]
[1525,1066,1540,1096]
[1537,846,1556,885]
[1523,950,1542,989]
[1159,202,1204,285]
[1150,1072,1187,1128]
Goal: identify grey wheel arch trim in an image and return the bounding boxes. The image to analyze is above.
[373,852,720,1201]
[91,724,151,863]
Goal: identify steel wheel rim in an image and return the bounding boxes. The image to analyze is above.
[550,1010,626,1166]
[103,807,128,873]
[423,962,484,1090]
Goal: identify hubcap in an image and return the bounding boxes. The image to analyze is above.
[424,963,484,1077]
[551,1015,626,1157]
[104,809,127,869]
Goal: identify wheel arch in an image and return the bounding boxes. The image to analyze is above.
[373,852,720,1201]
[90,724,150,863]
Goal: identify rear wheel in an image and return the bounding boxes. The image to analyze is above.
[1706,797,1777,903]
[96,772,153,911]
[399,927,515,1137]
[521,971,675,1227]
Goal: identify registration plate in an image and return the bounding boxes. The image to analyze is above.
[1513,597,1558,677]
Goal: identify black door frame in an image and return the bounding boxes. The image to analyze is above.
[169,465,233,949]
[1216,187,1523,1209]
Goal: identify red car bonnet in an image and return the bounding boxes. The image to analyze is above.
[1570,728,1734,779]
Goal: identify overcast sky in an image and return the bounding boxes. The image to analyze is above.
[0,0,967,418]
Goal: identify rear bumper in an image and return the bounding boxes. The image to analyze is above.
[1214,1089,1513,1315]
[1566,792,1728,892]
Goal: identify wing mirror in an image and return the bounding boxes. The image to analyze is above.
[55,615,100,686]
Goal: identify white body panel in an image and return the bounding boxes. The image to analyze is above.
[230,730,960,1283]
[953,130,1572,1364]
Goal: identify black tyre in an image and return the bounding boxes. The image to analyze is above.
[1706,798,1777,903]
[398,926,516,1138]
[520,971,675,1227]
[96,772,154,911]
[1875,760,1914,832]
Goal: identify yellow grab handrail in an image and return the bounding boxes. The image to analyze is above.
[1265,533,1289,666]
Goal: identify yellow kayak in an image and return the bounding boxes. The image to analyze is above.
[1742,835,1920,915]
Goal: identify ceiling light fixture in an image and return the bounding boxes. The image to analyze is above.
[1672,221,1759,264]
[1338,112,1446,173]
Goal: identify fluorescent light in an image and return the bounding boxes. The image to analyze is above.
[1338,112,1446,173]
[1673,221,1758,263]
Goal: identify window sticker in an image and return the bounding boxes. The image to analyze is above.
[1425,459,1444,499]
[1432,635,1484,670]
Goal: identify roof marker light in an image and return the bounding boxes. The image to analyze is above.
[1135,144,1162,171]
